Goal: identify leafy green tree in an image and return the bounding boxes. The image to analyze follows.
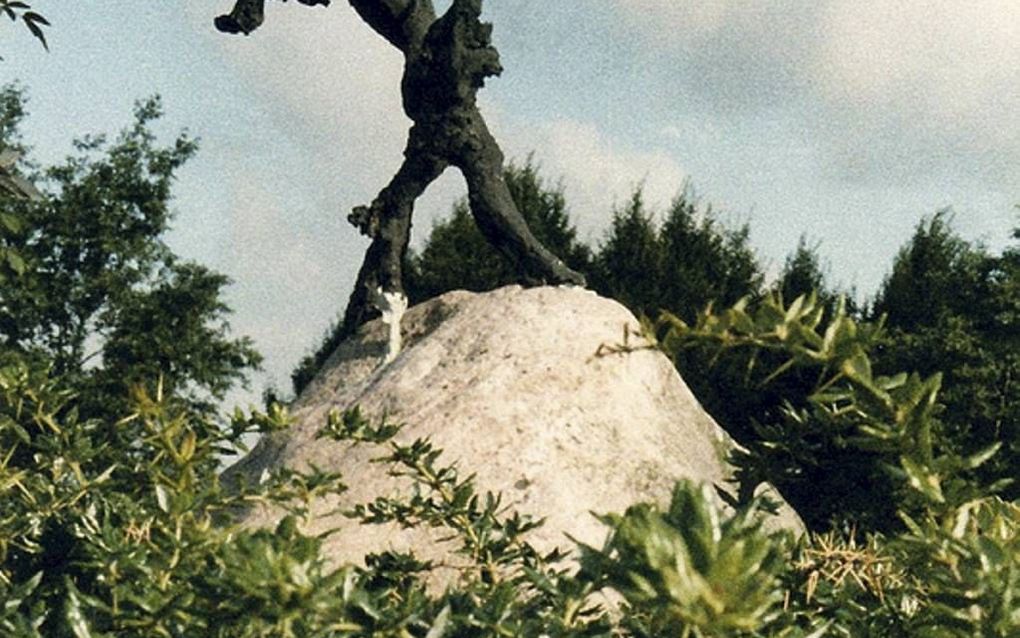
[0,83,40,286]
[0,85,40,201]
[872,212,1020,500]
[0,86,260,417]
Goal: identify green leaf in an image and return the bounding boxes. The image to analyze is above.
[877,372,908,391]
[840,350,873,385]
[0,211,22,232]
[23,10,47,25]
[900,456,944,503]
[5,248,26,275]
[65,582,95,638]
[960,442,1001,470]
[3,571,42,611]
[425,605,452,638]
[22,11,48,50]
[180,430,196,461]
[155,483,170,512]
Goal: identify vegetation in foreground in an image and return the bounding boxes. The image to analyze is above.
[3,333,1018,636]
[2,85,1018,635]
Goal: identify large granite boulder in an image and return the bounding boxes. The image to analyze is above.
[227,285,803,580]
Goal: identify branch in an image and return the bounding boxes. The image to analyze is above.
[0,1,50,53]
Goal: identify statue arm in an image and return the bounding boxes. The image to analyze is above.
[348,0,435,52]
[215,0,436,54]
[215,0,330,35]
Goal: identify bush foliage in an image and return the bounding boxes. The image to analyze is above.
[2,349,1017,636]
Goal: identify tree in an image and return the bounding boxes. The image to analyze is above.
[658,191,762,323]
[872,212,1020,499]
[589,188,763,323]
[215,0,585,341]
[0,84,38,287]
[873,211,985,331]
[590,190,663,317]
[776,236,825,303]
[0,86,260,417]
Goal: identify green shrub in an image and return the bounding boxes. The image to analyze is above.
[578,481,790,637]
[1,350,1017,635]
[655,292,1001,531]
[0,354,612,636]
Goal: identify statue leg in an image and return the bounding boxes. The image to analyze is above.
[454,116,586,288]
[340,147,448,340]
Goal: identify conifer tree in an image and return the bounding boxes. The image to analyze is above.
[404,160,592,304]
[774,235,845,319]
[658,191,762,322]
[873,212,1020,499]
[591,190,663,317]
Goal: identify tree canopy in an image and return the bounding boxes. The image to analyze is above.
[872,212,1020,501]
[0,85,260,418]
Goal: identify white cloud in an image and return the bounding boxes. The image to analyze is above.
[812,1,1020,182]
[614,0,824,106]
[187,2,410,200]
[815,2,1019,117]
[612,0,1020,184]
[616,0,734,44]
[506,118,686,239]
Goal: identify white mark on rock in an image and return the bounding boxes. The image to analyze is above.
[373,287,408,365]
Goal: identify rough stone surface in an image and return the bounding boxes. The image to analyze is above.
[226,285,803,581]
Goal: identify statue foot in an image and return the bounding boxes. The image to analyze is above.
[213,14,245,34]
[546,261,587,288]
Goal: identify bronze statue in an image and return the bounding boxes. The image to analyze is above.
[216,0,586,359]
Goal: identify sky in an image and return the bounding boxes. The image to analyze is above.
[3,1,1017,406]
